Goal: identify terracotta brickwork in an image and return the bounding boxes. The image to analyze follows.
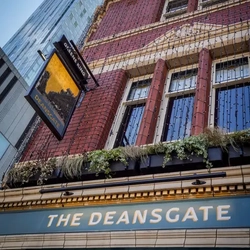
[22,69,128,160]
[191,48,212,135]
[21,0,250,161]
[89,0,165,41]
[85,2,250,62]
[136,59,168,145]
[187,0,198,12]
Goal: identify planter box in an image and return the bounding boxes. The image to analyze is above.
[228,145,250,166]
[208,147,223,161]
[139,147,224,174]
[45,167,64,184]
[228,145,242,166]
[110,159,139,177]
[139,153,204,174]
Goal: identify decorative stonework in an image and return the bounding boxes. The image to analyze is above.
[0,165,250,212]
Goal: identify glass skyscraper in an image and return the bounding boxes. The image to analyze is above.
[3,0,102,86]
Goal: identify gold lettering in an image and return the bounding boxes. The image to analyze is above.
[34,94,61,128]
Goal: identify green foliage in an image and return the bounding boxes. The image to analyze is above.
[162,135,212,169]
[229,129,250,146]
[88,147,128,177]
[6,128,250,185]
[61,153,87,179]
[8,158,57,185]
[38,158,57,185]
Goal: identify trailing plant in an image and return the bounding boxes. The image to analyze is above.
[87,147,128,177]
[61,152,88,179]
[8,158,57,185]
[8,161,39,185]
[6,128,250,185]
[120,145,147,162]
[37,158,57,185]
[162,135,212,169]
[229,129,250,147]
[203,127,232,151]
[145,142,166,155]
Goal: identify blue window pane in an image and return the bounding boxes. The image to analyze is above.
[127,79,151,101]
[0,133,10,159]
[164,95,194,141]
[215,57,249,83]
[215,84,250,132]
[169,69,197,92]
[115,105,145,147]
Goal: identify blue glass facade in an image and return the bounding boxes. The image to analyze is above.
[3,0,102,86]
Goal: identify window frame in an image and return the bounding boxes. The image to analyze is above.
[209,53,250,129]
[198,0,228,10]
[0,133,10,159]
[105,74,152,149]
[162,0,188,20]
[154,64,198,143]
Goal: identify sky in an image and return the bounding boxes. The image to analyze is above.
[0,0,44,47]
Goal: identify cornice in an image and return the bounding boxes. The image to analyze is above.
[87,21,249,76]
[1,165,250,212]
[84,0,249,50]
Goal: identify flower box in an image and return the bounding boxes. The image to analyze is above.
[139,147,224,174]
[109,159,139,177]
[228,145,250,166]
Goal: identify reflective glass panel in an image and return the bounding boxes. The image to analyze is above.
[169,69,197,92]
[0,133,10,159]
[164,95,194,141]
[215,57,249,83]
[115,104,145,147]
[127,79,151,101]
[215,84,250,132]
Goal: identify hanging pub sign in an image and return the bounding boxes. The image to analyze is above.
[53,35,88,90]
[25,35,97,140]
[25,50,82,140]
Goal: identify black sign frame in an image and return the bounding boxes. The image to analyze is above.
[54,35,89,91]
[25,50,82,140]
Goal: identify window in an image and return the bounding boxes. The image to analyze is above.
[200,0,227,8]
[115,104,145,147]
[212,55,250,132]
[158,67,197,142]
[163,0,188,19]
[106,77,151,149]
[0,67,11,87]
[80,9,86,18]
[215,84,250,132]
[0,58,4,68]
[0,133,10,159]
[163,94,194,141]
[0,76,18,104]
[215,57,249,83]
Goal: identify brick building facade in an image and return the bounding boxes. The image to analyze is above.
[1,0,250,248]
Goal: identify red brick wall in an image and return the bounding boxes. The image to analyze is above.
[84,2,250,62]
[187,0,198,12]
[191,48,212,135]
[89,0,165,41]
[22,2,250,161]
[22,69,128,161]
[136,59,168,145]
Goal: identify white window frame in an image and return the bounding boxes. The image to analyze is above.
[105,74,152,149]
[198,0,228,10]
[161,0,188,21]
[209,53,250,128]
[154,64,198,143]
